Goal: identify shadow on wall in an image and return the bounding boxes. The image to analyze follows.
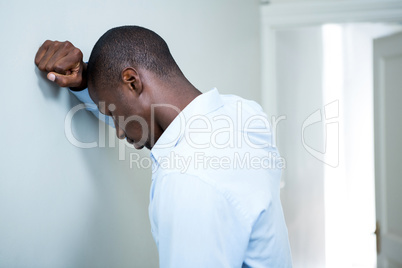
[34,70,157,267]
[35,66,62,99]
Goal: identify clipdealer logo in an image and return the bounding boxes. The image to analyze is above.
[301,100,339,168]
[129,151,286,174]
[63,100,339,169]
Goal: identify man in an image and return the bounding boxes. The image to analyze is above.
[35,26,292,267]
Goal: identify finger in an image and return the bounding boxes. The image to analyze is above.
[37,42,60,71]
[45,42,77,73]
[34,40,52,66]
[45,48,70,74]
[47,72,80,88]
[52,49,82,74]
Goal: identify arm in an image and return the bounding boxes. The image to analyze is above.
[68,88,115,127]
[34,40,114,127]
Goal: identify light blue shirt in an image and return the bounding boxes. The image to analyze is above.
[70,88,292,268]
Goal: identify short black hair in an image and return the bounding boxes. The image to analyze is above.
[88,25,182,89]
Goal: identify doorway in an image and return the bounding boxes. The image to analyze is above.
[272,23,402,267]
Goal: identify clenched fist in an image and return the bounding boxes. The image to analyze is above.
[35,40,87,91]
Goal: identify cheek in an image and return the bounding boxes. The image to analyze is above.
[122,104,152,142]
[124,117,149,141]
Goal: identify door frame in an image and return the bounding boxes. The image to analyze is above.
[260,0,402,117]
[260,0,402,266]
[373,32,402,267]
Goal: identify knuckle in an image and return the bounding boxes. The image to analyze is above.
[62,41,71,49]
[54,63,64,73]
[45,65,53,72]
[72,48,82,57]
[59,81,67,87]
[72,47,80,54]
[37,62,46,71]
[59,77,73,88]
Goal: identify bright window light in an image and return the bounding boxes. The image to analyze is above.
[322,23,377,268]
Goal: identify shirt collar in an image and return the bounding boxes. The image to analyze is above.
[150,88,223,163]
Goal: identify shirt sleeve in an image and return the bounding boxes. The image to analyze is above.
[151,173,251,268]
[68,88,115,128]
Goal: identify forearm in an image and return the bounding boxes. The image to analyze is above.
[69,88,115,128]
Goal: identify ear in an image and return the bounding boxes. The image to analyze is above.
[121,67,142,95]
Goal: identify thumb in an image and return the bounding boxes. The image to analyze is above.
[47,72,77,88]
[47,72,57,82]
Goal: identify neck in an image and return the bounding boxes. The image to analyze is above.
[153,77,202,131]
[139,71,202,150]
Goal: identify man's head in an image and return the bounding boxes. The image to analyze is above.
[87,25,182,90]
[87,26,185,150]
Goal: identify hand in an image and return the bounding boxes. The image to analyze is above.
[35,40,87,91]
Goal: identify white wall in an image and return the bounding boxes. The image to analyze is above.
[275,27,326,268]
[323,22,402,268]
[270,22,402,268]
[267,0,370,3]
[0,1,261,267]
